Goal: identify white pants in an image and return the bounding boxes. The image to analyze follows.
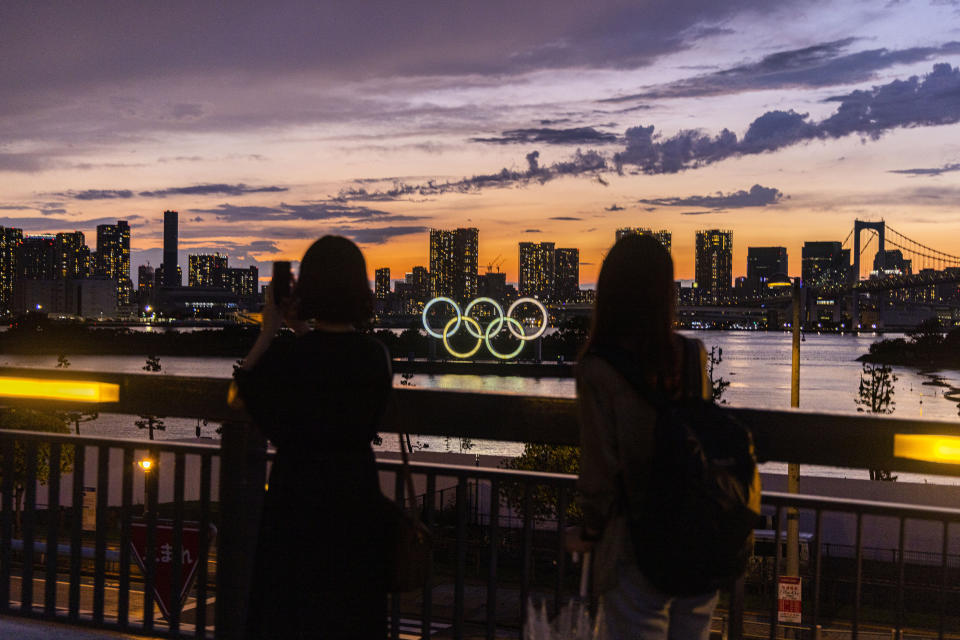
[600,563,718,640]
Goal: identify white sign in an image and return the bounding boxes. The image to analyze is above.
[777,576,802,624]
[82,486,97,531]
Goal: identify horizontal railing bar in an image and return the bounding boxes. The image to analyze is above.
[762,490,960,521]
[0,429,221,454]
[375,458,578,483]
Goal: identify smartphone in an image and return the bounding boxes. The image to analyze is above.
[271,261,293,306]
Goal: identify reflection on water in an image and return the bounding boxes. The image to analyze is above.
[3,331,959,482]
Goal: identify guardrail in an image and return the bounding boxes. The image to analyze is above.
[0,366,959,639]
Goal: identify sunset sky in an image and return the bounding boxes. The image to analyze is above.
[3,1,960,286]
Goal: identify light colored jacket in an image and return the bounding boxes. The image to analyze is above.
[576,338,709,593]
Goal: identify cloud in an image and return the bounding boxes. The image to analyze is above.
[614,63,960,174]
[0,215,140,231]
[888,161,960,176]
[639,184,783,209]
[337,226,430,245]
[602,39,960,101]
[523,229,542,233]
[138,183,287,197]
[549,216,581,220]
[471,127,619,145]
[605,204,624,211]
[338,149,608,200]
[58,183,288,199]
[189,201,412,223]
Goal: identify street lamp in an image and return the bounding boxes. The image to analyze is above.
[137,457,155,514]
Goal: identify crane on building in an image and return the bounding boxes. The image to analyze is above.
[486,254,504,274]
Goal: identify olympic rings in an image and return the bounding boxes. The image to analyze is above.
[462,297,503,338]
[506,297,549,340]
[442,316,483,359]
[421,295,549,359]
[485,317,525,360]
[422,296,460,339]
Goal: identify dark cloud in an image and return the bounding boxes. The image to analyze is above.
[58,183,288,199]
[549,216,582,220]
[639,184,783,209]
[189,201,411,223]
[889,162,960,176]
[614,64,960,174]
[339,149,608,200]
[0,216,140,231]
[602,40,960,101]
[0,152,58,173]
[605,204,625,211]
[337,226,430,245]
[681,210,725,215]
[138,183,287,198]
[524,229,542,233]
[471,127,619,145]
[191,216,204,222]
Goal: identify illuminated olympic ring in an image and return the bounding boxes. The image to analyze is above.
[422,296,549,359]
[442,317,483,359]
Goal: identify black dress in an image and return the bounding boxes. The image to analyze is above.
[235,330,392,639]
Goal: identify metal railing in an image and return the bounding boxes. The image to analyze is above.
[1,366,960,639]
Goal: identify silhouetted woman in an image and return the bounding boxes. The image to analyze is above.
[232,236,390,639]
[568,233,717,639]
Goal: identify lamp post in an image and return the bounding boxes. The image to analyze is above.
[137,457,154,515]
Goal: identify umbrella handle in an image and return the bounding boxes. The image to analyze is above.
[579,551,591,599]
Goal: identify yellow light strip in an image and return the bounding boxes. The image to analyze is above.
[0,377,120,403]
[894,434,960,464]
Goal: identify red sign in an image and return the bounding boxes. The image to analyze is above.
[130,521,216,620]
[777,576,802,624]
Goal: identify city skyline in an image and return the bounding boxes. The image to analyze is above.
[3,3,960,286]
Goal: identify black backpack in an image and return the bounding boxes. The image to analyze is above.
[590,339,762,596]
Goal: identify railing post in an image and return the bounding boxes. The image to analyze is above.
[215,421,266,640]
[728,576,744,640]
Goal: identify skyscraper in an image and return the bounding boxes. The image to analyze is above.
[375,268,391,300]
[409,266,429,303]
[518,241,555,301]
[802,242,850,290]
[695,229,733,304]
[96,221,132,304]
[188,253,229,288]
[162,210,181,287]
[746,246,788,294]
[0,227,23,315]
[429,228,478,301]
[554,247,579,303]
[55,232,89,280]
[225,266,259,305]
[616,227,672,253]
[17,236,58,280]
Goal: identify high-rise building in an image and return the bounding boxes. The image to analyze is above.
[16,235,58,280]
[616,228,672,253]
[746,246,788,294]
[695,229,733,304]
[802,242,850,290]
[0,227,23,315]
[518,241,555,300]
[409,266,429,303]
[96,221,132,305]
[55,232,89,280]
[163,210,180,286]
[873,250,911,277]
[375,268,391,300]
[554,248,579,303]
[138,264,155,303]
[225,266,259,305]
[188,253,229,288]
[429,228,478,301]
[478,271,508,301]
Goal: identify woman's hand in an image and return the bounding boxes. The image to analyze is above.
[564,525,597,554]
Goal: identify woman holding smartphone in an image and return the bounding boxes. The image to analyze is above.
[231,236,392,639]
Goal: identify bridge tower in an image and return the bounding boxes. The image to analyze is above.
[852,220,885,330]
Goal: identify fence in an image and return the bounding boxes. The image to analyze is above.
[1,366,960,639]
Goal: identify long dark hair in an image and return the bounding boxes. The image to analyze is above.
[584,233,676,379]
[295,236,373,326]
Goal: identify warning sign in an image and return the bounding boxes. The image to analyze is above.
[777,576,802,624]
[130,521,217,620]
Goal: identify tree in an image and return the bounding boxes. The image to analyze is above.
[138,355,165,438]
[856,362,898,481]
[56,354,70,368]
[501,444,581,522]
[707,345,730,404]
[53,353,98,434]
[0,409,74,535]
